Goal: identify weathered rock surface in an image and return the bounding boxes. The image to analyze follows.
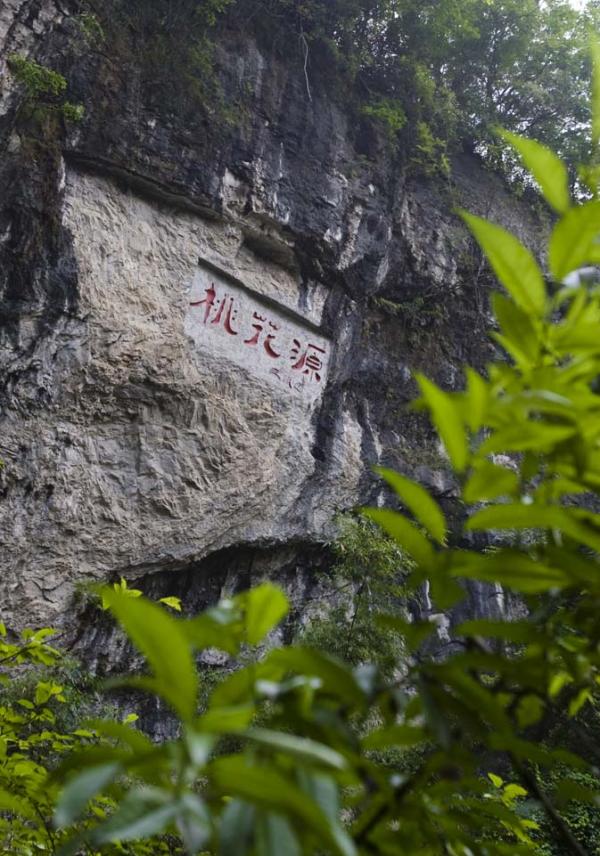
[0,1,543,633]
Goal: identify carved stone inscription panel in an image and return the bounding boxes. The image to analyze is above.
[185,262,330,401]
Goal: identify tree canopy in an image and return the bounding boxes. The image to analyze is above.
[225,0,600,174]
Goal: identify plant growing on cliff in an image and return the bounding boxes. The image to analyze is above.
[8,55,84,124]
[297,516,411,677]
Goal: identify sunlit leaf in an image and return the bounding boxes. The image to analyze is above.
[415,374,468,471]
[159,596,182,612]
[244,583,289,645]
[501,131,569,213]
[99,588,198,721]
[592,38,600,152]
[549,200,600,281]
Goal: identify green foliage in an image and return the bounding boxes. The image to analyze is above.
[95,0,236,123]
[100,577,182,613]
[8,55,67,99]
[360,98,407,140]
[11,41,600,856]
[82,0,597,173]
[8,54,84,123]
[76,11,106,45]
[229,0,595,176]
[412,121,451,177]
[532,769,600,854]
[0,624,174,855]
[297,516,410,677]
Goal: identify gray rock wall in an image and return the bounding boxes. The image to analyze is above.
[0,1,543,631]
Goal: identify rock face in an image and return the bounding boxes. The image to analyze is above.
[0,1,543,632]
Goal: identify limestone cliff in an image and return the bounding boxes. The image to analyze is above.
[0,1,543,634]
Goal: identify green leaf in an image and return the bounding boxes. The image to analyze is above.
[177,793,212,853]
[464,368,489,432]
[266,647,364,707]
[244,583,289,645]
[501,131,569,214]
[457,619,538,644]
[428,569,464,609]
[488,773,504,789]
[503,783,528,802]
[34,680,63,705]
[185,730,214,766]
[54,763,121,827]
[197,704,255,734]
[90,789,179,845]
[220,800,255,856]
[245,729,348,771]
[460,211,546,316]
[159,596,182,612]
[466,504,600,554]
[84,720,153,753]
[211,757,356,856]
[551,321,600,353]
[376,615,435,651]
[451,549,570,593]
[554,778,600,806]
[549,671,573,698]
[478,422,576,455]
[463,461,519,503]
[592,38,600,152]
[488,734,586,769]
[183,609,243,656]
[375,467,447,544]
[0,788,37,820]
[363,509,435,567]
[492,292,540,367]
[362,725,425,750]
[418,677,451,749]
[548,201,600,281]
[415,374,468,472]
[516,694,544,728]
[256,812,301,856]
[99,588,198,721]
[568,688,591,717]
[297,772,340,822]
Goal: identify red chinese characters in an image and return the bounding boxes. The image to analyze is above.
[190,280,327,389]
[290,339,326,383]
[244,312,281,358]
[190,283,238,335]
